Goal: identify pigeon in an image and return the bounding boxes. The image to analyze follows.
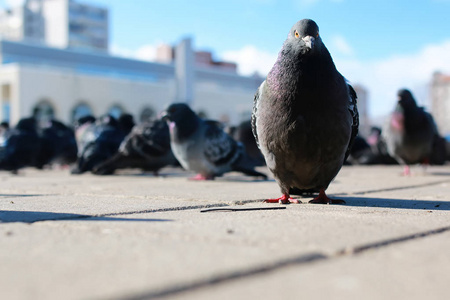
[71,114,126,174]
[227,119,266,166]
[383,89,439,175]
[117,113,136,136]
[252,19,358,204]
[35,119,78,168]
[0,117,41,172]
[360,127,398,165]
[161,103,267,180]
[93,119,177,175]
[344,135,371,165]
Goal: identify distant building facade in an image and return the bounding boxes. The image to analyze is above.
[0,38,263,126]
[431,72,450,136]
[0,0,263,126]
[156,42,238,73]
[0,0,108,52]
[352,84,370,137]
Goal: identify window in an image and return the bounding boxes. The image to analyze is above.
[33,101,55,122]
[140,107,155,122]
[72,103,93,123]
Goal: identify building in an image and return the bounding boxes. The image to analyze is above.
[431,72,450,136]
[0,38,263,126]
[0,0,262,126]
[156,42,238,73]
[352,84,370,138]
[0,0,108,52]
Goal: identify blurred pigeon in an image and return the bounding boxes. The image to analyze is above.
[363,127,399,165]
[383,89,438,175]
[162,103,267,180]
[35,119,77,168]
[252,19,358,204]
[0,117,41,172]
[117,113,135,136]
[93,119,177,175]
[430,134,446,165]
[228,119,265,166]
[344,135,371,165]
[71,115,126,174]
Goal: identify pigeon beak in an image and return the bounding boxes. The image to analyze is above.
[302,36,315,50]
[160,111,170,121]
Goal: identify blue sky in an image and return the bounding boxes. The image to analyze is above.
[2,0,450,120]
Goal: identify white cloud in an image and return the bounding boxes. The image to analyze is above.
[330,35,354,56]
[336,40,450,118]
[6,0,25,7]
[221,45,278,76]
[135,45,158,61]
[110,43,159,62]
[220,40,450,121]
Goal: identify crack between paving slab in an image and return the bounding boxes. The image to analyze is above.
[115,225,450,300]
[13,203,233,223]
[334,179,450,196]
[18,200,267,223]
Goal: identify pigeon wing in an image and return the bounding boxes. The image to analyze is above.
[203,121,240,166]
[344,83,359,162]
[251,81,264,149]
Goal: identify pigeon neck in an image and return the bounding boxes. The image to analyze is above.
[267,46,337,97]
[402,106,424,132]
[170,115,199,142]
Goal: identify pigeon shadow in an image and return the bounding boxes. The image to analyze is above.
[334,196,450,211]
[429,171,450,176]
[0,211,173,223]
[0,194,52,198]
[217,177,274,183]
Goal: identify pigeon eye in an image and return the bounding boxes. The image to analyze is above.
[294,30,299,38]
[316,33,319,38]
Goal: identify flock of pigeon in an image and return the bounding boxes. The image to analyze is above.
[0,19,448,204]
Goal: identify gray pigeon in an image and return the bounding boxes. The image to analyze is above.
[162,103,267,180]
[92,119,177,175]
[252,19,358,204]
[383,89,438,175]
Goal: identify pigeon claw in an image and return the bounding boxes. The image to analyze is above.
[309,189,346,205]
[402,165,411,176]
[189,174,215,181]
[264,194,300,204]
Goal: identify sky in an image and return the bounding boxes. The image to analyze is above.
[2,0,450,120]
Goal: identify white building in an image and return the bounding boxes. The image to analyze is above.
[0,38,263,126]
[431,72,450,136]
[352,84,370,137]
[0,0,108,52]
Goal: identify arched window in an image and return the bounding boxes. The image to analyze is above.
[72,103,93,122]
[108,105,124,119]
[33,101,55,121]
[140,107,156,122]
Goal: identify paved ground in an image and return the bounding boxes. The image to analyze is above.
[1,165,450,300]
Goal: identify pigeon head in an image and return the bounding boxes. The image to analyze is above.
[161,103,198,124]
[286,19,322,55]
[161,103,200,140]
[397,89,418,109]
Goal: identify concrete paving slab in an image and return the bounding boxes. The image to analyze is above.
[0,165,449,300]
[170,232,450,300]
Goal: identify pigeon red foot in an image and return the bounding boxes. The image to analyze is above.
[264,194,300,204]
[189,174,215,180]
[402,165,411,176]
[309,189,345,205]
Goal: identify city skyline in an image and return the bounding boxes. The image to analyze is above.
[1,0,450,119]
